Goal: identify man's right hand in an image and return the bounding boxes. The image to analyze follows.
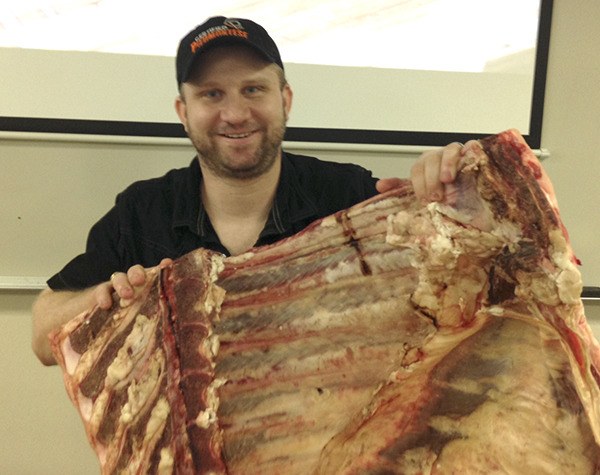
[95,258,173,309]
[32,258,173,365]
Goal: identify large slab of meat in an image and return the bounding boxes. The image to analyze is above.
[49,129,600,474]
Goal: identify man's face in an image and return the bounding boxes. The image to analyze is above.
[176,45,293,180]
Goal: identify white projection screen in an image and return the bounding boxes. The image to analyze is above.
[0,0,553,147]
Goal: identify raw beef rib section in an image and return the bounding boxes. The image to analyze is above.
[49,129,600,474]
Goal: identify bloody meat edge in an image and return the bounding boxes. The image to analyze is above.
[49,129,600,474]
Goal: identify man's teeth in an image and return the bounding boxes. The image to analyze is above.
[225,132,252,138]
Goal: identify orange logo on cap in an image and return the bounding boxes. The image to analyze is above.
[190,28,249,53]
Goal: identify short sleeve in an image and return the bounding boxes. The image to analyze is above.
[46,206,124,290]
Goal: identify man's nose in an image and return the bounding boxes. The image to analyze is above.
[220,94,251,123]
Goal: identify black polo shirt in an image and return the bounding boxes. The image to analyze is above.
[47,151,379,290]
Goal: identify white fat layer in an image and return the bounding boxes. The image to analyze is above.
[197,255,225,367]
[320,215,338,228]
[386,206,509,325]
[196,407,217,429]
[488,306,505,316]
[202,334,220,361]
[62,337,81,375]
[196,378,227,429]
[119,351,165,424]
[158,447,174,475]
[203,285,226,317]
[77,390,93,422]
[145,397,170,445]
[105,314,157,386]
[126,396,171,474]
[348,197,402,217]
[557,268,582,305]
[89,389,110,431]
[222,250,254,265]
[549,229,582,305]
[202,255,226,316]
[385,196,585,328]
[324,260,359,284]
[514,229,582,308]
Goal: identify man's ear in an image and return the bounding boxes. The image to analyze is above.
[174,95,188,133]
[282,83,293,121]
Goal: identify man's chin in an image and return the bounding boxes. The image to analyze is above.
[223,161,276,180]
[197,139,281,180]
[200,158,272,181]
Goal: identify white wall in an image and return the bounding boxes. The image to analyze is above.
[1,1,599,472]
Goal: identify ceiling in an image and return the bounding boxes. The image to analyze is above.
[0,0,541,72]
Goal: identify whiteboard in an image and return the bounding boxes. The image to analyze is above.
[0,136,418,283]
[0,138,194,280]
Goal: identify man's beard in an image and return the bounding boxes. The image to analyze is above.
[189,116,286,180]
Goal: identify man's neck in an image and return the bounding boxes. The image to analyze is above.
[200,158,281,217]
[199,157,281,255]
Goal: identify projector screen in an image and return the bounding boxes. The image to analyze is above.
[0,0,552,148]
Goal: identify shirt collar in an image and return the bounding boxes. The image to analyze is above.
[171,152,321,239]
[269,151,320,232]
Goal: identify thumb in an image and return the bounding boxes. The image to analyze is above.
[376,178,403,194]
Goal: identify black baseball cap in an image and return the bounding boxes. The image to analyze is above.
[176,16,284,85]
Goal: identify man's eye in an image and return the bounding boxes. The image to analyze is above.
[202,90,221,99]
[245,86,262,95]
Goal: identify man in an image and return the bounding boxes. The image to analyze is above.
[31,16,463,365]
